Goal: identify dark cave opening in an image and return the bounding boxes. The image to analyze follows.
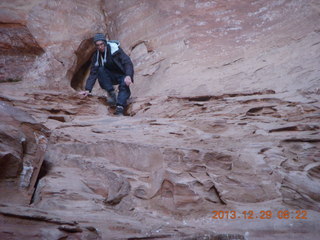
[70,58,92,90]
[70,38,95,90]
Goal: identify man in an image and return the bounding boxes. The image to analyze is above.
[80,33,134,116]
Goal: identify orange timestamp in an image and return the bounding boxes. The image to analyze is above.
[211,210,308,220]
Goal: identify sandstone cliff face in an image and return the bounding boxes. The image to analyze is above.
[1,0,107,90]
[106,0,320,98]
[0,0,320,239]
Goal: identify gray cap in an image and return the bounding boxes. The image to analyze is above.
[93,33,106,43]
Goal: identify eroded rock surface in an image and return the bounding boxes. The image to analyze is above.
[0,0,320,239]
[108,0,320,98]
[0,101,49,205]
[0,89,319,239]
[0,23,44,83]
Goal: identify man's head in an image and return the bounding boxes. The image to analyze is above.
[93,33,106,52]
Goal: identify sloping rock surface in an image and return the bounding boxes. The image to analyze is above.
[0,0,320,239]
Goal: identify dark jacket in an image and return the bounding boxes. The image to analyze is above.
[85,41,134,92]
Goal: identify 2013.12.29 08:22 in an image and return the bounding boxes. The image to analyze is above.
[211,210,308,220]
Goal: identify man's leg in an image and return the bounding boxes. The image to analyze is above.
[97,67,117,105]
[114,76,131,115]
[97,67,114,92]
[117,76,131,107]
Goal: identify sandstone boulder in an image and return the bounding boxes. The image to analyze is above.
[0,101,50,205]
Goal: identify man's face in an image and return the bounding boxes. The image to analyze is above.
[95,40,105,52]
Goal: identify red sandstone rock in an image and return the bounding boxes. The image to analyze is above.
[0,101,49,205]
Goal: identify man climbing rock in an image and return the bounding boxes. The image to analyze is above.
[80,33,134,116]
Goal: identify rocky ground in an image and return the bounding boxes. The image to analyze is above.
[0,86,319,239]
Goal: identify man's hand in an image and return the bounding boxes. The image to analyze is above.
[124,76,133,86]
[79,90,90,97]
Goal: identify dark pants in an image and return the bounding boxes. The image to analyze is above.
[97,67,131,107]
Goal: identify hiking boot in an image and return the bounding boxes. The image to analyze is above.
[107,91,117,106]
[114,105,124,116]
